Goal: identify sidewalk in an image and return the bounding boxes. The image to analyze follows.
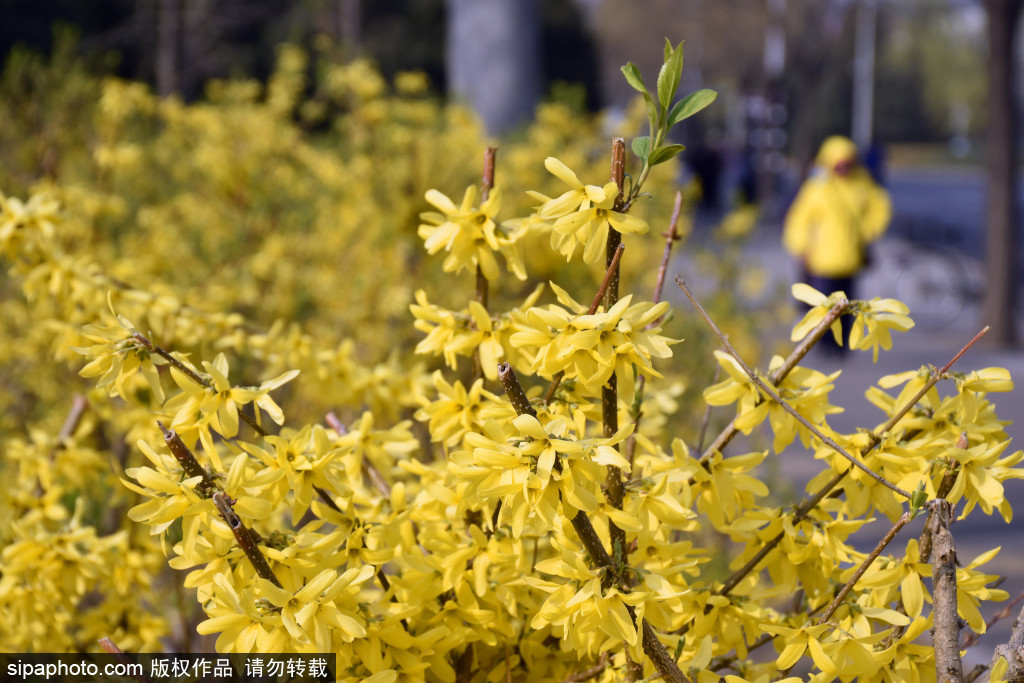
[669,227,1024,668]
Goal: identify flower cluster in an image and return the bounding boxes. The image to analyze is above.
[3,39,1023,683]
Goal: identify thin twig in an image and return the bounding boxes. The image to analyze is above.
[695,365,721,456]
[713,327,989,604]
[58,394,89,441]
[964,664,987,683]
[543,243,625,404]
[709,327,989,626]
[817,511,912,624]
[963,591,1024,649]
[650,190,685,317]
[698,297,851,463]
[326,412,391,498]
[133,331,268,437]
[98,637,154,683]
[677,276,911,498]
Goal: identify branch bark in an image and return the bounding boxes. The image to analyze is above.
[992,602,1024,682]
[931,499,964,683]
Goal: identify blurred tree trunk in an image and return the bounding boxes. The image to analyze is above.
[982,0,1023,345]
[156,0,180,96]
[446,0,541,136]
[337,0,361,58]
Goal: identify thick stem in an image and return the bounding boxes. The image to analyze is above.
[931,499,964,683]
[472,146,498,382]
[212,491,283,588]
[991,602,1024,681]
[604,137,628,563]
[157,421,216,493]
[500,363,686,683]
[497,363,536,417]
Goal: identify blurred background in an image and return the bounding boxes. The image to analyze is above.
[2,0,1022,346]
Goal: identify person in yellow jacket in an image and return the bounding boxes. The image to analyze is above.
[783,135,892,354]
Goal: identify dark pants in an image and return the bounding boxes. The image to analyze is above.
[802,273,855,356]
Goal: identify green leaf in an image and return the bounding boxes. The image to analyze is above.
[620,62,648,95]
[642,92,659,134]
[631,136,651,163]
[657,39,685,113]
[909,481,929,520]
[667,88,718,127]
[648,143,686,167]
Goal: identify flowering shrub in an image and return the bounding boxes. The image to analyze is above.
[2,38,1023,683]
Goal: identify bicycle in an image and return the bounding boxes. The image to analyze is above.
[860,235,981,332]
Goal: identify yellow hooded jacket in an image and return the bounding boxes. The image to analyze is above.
[783,136,892,278]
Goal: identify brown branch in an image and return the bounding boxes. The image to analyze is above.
[498,363,537,417]
[456,644,474,683]
[604,136,628,588]
[677,276,911,498]
[472,146,498,382]
[499,361,687,683]
[963,591,1024,649]
[931,499,964,683]
[157,421,216,494]
[134,331,268,437]
[964,664,987,683]
[886,432,970,647]
[991,602,1024,681]
[707,332,989,631]
[694,365,720,456]
[59,394,90,441]
[543,243,625,404]
[714,326,989,604]
[717,468,848,598]
[651,190,685,311]
[98,637,154,683]
[212,491,283,588]
[625,190,686,469]
[561,652,612,683]
[818,511,912,624]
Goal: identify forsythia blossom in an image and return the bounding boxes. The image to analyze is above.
[527,157,648,263]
